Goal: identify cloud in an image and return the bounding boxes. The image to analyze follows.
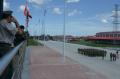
[53,8,62,15]
[68,9,81,16]
[20,5,25,12]
[84,13,112,24]
[28,0,52,6]
[101,19,108,23]
[19,5,30,12]
[68,10,77,16]
[99,13,112,24]
[66,0,80,3]
[3,0,10,11]
[29,0,44,5]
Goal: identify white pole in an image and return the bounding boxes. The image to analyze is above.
[43,9,46,46]
[38,19,40,40]
[41,18,45,46]
[63,0,66,63]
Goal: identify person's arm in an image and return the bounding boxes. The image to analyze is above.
[14,21,19,28]
[11,16,23,34]
[11,16,20,28]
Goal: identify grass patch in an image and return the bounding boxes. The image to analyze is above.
[27,38,43,46]
[70,39,120,48]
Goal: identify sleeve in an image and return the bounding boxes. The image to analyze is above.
[8,23,18,35]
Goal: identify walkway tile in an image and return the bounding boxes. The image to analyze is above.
[29,46,106,79]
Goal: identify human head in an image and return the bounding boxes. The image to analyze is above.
[19,25,25,32]
[2,10,13,23]
[20,25,25,30]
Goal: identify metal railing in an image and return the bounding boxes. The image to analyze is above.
[0,41,27,79]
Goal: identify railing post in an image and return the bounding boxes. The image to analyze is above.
[0,0,3,20]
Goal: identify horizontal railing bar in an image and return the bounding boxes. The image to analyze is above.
[0,41,25,76]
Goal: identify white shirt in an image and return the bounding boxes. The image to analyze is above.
[0,19,17,44]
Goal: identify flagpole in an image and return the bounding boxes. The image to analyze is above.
[25,0,30,42]
[63,0,66,63]
[26,14,29,30]
[43,8,46,46]
[39,19,41,40]
[25,0,29,31]
[43,9,45,45]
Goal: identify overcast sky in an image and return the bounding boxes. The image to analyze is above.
[3,0,120,36]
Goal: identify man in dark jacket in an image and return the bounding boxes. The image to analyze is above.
[14,25,26,46]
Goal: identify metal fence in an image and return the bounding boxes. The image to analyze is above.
[0,41,27,79]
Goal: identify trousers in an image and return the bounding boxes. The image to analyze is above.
[0,43,13,79]
[0,43,11,58]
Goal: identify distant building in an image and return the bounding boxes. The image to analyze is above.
[52,35,81,42]
[85,31,120,45]
[52,35,73,41]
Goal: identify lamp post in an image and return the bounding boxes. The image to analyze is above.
[43,9,46,44]
[63,0,66,63]
[41,8,47,46]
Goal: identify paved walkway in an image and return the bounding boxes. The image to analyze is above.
[22,46,106,79]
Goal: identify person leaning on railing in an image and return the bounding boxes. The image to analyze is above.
[14,25,27,46]
[0,10,22,58]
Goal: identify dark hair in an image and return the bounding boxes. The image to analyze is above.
[20,25,25,29]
